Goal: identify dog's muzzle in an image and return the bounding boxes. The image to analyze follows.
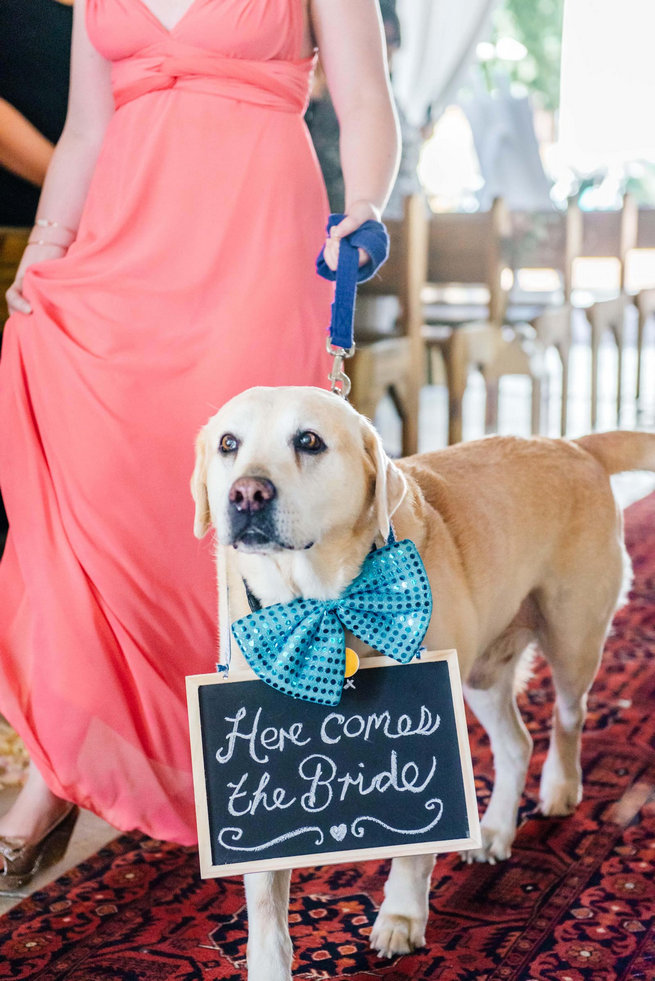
[228,476,277,547]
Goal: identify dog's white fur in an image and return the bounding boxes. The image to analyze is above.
[191,386,655,980]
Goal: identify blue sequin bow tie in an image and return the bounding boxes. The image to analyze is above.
[231,539,433,706]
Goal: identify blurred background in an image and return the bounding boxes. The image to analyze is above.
[306,0,655,457]
[3,0,655,458]
[397,0,655,214]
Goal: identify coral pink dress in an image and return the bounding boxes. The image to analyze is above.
[0,0,332,844]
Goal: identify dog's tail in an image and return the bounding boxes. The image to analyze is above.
[574,431,655,475]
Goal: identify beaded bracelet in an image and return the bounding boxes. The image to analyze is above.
[26,240,68,249]
[28,218,76,251]
[34,217,76,235]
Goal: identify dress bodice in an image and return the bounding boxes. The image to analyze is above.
[86,0,315,112]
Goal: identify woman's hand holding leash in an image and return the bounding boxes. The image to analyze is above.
[322,199,380,272]
[316,204,390,397]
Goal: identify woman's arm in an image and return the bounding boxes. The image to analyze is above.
[0,99,54,186]
[309,0,400,267]
[7,0,115,315]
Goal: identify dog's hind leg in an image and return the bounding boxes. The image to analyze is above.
[463,637,534,863]
[536,545,628,816]
[244,870,293,981]
[538,647,600,817]
[537,619,615,816]
[370,853,435,958]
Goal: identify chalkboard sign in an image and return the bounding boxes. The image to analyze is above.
[187,651,480,877]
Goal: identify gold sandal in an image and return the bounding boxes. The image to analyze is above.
[0,804,79,891]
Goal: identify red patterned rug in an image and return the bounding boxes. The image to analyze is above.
[1,494,654,981]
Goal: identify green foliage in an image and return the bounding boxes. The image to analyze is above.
[491,0,564,110]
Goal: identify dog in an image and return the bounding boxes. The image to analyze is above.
[191,385,655,981]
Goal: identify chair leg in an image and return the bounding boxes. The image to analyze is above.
[352,391,381,427]
[444,334,470,445]
[531,375,542,436]
[485,378,500,435]
[403,384,420,458]
[590,317,599,431]
[560,348,570,437]
[387,383,410,457]
[636,307,645,408]
[613,318,623,426]
[447,388,464,445]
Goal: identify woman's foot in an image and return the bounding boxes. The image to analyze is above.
[0,760,72,843]
[0,806,78,891]
[0,761,78,891]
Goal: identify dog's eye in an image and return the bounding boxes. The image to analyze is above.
[294,430,326,454]
[218,433,239,455]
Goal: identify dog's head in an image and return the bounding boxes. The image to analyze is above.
[191,387,407,593]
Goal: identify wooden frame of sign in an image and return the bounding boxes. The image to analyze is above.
[187,649,480,878]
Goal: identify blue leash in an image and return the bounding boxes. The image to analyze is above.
[316,215,389,396]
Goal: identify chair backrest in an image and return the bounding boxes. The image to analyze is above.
[0,227,30,325]
[357,194,428,342]
[577,194,637,292]
[508,196,639,300]
[425,198,510,325]
[507,199,582,302]
[636,208,655,249]
[625,202,655,292]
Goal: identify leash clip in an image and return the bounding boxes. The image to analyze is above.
[326,337,355,398]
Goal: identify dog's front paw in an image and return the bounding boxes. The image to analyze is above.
[247,940,293,981]
[370,912,426,959]
[539,776,582,816]
[461,824,514,864]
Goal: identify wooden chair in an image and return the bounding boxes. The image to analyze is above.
[503,200,582,435]
[422,199,547,444]
[0,227,30,325]
[631,208,655,411]
[350,194,428,456]
[582,195,638,428]
[432,321,545,444]
[423,197,510,333]
[636,287,655,410]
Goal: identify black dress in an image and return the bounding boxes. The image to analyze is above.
[0,0,72,224]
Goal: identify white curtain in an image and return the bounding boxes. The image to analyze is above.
[559,0,655,171]
[393,0,498,127]
[461,77,553,210]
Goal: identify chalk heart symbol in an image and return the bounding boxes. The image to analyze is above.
[330,823,347,843]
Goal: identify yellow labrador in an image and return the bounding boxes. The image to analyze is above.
[191,385,655,981]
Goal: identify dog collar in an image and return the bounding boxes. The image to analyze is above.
[231,538,432,706]
[242,538,383,615]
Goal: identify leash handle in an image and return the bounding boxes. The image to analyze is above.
[329,234,360,351]
[317,215,390,398]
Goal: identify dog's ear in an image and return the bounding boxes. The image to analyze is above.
[362,419,407,539]
[190,428,212,538]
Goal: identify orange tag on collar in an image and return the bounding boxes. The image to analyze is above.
[344,647,360,678]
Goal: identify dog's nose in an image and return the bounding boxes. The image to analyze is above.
[229,476,276,513]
